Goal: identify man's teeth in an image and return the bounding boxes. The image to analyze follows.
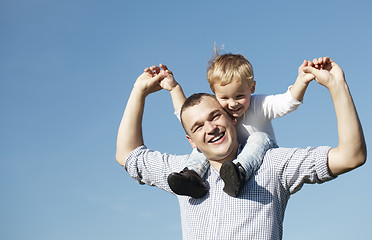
[210,133,224,143]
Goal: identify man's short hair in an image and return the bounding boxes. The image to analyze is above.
[180,93,216,133]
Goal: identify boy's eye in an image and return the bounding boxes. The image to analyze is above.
[236,95,245,99]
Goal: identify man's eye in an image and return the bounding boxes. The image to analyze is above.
[194,125,203,133]
[236,95,245,99]
[212,114,221,120]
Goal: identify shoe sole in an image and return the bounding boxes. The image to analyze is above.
[220,162,240,197]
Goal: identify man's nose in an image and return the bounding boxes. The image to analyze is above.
[205,121,218,133]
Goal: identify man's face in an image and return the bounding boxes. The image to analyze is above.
[182,96,238,163]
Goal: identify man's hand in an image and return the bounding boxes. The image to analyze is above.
[303,57,366,175]
[133,67,168,97]
[303,57,345,89]
[143,64,179,92]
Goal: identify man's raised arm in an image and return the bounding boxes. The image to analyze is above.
[304,57,367,176]
[115,68,165,167]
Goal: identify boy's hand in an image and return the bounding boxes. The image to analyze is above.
[144,64,179,92]
[159,64,180,91]
[290,60,315,102]
[297,60,315,84]
[303,57,345,89]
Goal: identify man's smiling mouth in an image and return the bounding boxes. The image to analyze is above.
[208,132,225,143]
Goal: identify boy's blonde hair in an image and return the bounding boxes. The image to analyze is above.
[207,51,254,92]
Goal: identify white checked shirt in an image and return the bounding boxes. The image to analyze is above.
[125,145,334,240]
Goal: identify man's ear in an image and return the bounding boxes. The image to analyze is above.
[251,81,256,94]
[186,135,197,148]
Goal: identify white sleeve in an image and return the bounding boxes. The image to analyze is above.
[253,86,302,119]
[174,111,181,122]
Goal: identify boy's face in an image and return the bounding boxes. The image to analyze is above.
[182,96,238,163]
[213,79,256,118]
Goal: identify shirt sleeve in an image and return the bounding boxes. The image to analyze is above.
[272,146,336,195]
[175,111,181,121]
[253,86,302,119]
[125,145,189,192]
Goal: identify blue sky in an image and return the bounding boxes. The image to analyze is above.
[1,0,371,239]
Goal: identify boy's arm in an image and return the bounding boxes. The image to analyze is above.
[255,61,314,119]
[115,68,165,167]
[303,57,366,176]
[158,64,186,113]
[290,60,315,102]
[169,84,186,114]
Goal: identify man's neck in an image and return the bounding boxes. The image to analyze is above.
[208,149,238,172]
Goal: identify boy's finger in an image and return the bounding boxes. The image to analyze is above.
[150,72,166,84]
[303,73,315,83]
[298,60,307,74]
[303,66,319,75]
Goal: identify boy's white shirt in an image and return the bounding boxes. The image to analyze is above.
[175,86,302,144]
[236,86,301,144]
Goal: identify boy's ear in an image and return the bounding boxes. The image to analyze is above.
[186,135,197,148]
[251,81,256,94]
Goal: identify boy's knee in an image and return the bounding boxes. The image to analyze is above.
[248,132,277,148]
[249,132,270,141]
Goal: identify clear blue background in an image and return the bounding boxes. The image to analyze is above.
[1,0,371,239]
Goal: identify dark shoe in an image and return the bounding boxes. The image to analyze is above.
[220,162,246,197]
[167,168,208,198]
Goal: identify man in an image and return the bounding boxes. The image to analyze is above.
[116,57,366,239]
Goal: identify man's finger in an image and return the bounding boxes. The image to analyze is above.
[144,67,152,74]
[150,66,161,74]
[160,64,168,71]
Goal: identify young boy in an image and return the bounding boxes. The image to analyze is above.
[148,53,315,198]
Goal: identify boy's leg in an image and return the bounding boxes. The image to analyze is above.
[220,132,277,197]
[186,148,210,177]
[234,132,278,179]
[167,148,209,198]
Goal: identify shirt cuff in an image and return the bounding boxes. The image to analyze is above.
[174,110,181,121]
[314,146,337,182]
[286,85,303,105]
[124,145,147,171]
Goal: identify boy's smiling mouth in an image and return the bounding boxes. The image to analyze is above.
[229,107,242,115]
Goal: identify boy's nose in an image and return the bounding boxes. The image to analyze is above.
[229,99,238,107]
